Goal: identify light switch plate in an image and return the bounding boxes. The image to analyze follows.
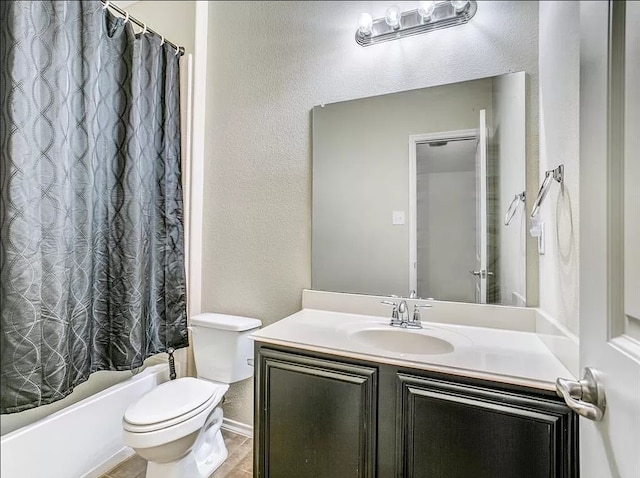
[392,211,405,225]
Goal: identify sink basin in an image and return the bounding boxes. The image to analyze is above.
[349,328,454,355]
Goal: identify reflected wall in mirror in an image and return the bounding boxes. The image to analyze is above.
[312,72,528,306]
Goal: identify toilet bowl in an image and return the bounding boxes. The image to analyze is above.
[123,377,228,478]
[122,313,261,478]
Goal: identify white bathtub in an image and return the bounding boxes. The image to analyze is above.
[1,364,169,478]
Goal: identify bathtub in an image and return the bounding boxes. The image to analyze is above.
[1,364,170,478]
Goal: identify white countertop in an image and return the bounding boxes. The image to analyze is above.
[251,308,573,392]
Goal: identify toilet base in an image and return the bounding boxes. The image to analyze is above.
[144,408,228,478]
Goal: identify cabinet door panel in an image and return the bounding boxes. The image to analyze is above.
[257,349,377,478]
[397,374,577,478]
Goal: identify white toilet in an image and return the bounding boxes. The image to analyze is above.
[122,313,261,478]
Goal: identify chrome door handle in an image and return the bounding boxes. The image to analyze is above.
[555,367,606,421]
[468,270,495,278]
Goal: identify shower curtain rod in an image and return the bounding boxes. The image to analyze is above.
[100,0,185,57]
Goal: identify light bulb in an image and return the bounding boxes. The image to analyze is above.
[451,0,470,13]
[418,1,435,21]
[385,6,402,29]
[358,12,373,36]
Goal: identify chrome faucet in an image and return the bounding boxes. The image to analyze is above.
[381,299,428,329]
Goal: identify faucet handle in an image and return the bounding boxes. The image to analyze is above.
[414,304,433,309]
[412,303,432,325]
[381,300,400,321]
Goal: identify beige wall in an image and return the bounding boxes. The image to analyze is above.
[538,2,580,335]
[203,1,539,426]
[126,1,196,56]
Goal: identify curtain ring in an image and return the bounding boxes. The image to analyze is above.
[102,0,110,10]
[174,45,180,56]
[141,23,147,35]
[123,12,129,24]
[160,35,165,46]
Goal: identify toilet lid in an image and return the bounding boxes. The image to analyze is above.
[123,377,226,427]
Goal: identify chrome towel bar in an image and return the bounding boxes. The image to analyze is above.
[504,191,526,226]
[531,164,564,217]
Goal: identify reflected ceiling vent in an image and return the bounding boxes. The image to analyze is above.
[355,1,477,47]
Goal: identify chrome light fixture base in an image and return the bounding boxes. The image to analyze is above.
[355,1,477,47]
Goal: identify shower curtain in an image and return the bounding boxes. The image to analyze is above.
[0,0,188,414]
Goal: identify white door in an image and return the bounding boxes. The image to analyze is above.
[560,2,640,476]
[473,110,488,303]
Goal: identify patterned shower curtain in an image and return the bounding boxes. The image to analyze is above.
[0,0,188,414]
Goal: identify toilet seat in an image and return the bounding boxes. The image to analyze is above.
[123,378,227,433]
[122,378,229,449]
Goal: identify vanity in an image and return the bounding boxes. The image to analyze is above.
[252,294,578,478]
[254,68,577,477]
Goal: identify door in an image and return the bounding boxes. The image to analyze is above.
[572,2,640,476]
[473,110,488,303]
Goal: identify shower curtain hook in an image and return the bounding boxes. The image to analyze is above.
[160,35,165,46]
[174,45,180,56]
[102,0,110,10]
[141,23,147,35]
[123,12,129,24]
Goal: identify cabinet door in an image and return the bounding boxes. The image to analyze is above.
[396,374,577,478]
[256,348,377,478]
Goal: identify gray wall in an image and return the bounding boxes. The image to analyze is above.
[202,1,539,425]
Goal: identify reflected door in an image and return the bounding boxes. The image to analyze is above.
[410,131,478,302]
[473,109,488,303]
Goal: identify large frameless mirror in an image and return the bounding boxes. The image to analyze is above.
[312,71,529,306]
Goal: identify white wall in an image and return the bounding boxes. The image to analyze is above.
[312,79,493,297]
[203,1,539,426]
[493,72,527,305]
[538,2,580,335]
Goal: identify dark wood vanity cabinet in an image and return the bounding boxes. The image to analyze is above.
[255,345,578,478]
[396,374,578,478]
[255,348,378,478]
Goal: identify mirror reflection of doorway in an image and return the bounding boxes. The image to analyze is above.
[409,116,498,304]
[416,138,478,302]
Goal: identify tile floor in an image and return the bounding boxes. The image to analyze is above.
[100,429,253,478]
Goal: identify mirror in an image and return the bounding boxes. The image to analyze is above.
[312,72,528,306]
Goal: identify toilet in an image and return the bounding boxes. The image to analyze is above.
[122,313,262,478]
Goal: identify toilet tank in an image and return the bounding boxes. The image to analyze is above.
[190,313,262,384]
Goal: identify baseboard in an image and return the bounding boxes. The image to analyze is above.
[222,418,253,438]
[82,419,251,478]
[81,447,135,478]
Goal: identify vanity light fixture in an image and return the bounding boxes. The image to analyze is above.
[385,6,402,30]
[358,13,373,36]
[355,0,478,47]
